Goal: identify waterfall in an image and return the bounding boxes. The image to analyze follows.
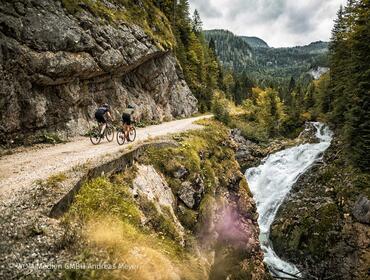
[245,123,333,278]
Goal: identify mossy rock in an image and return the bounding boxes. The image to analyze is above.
[177,204,198,232]
[271,202,341,260]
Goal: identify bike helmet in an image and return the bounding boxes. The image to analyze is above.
[128,104,134,109]
[102,103,109,108]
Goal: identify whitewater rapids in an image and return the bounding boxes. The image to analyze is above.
[245,123,333,278]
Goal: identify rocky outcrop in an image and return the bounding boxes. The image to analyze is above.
[230,129,265,171]
[352,196,370,224]
[231,123,370,279]
[135,121,270,279]
[132,164,185,244]
[208,175,267,279]
[230,128,304,171]
[270,137,370,280]
[0,0,197,145]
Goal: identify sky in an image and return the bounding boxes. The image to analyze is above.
[189,0,347,47]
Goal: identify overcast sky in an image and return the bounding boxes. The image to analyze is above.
[189,0,347,47]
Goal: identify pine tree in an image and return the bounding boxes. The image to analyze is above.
[209,38,216,53]
[192,9,202,34]
[343,0,370,170]
[328,1,352,124]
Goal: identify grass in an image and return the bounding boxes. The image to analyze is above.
[46,173,68,186]
[41,132,65,144]
[64,175,207,279]
[67,175,141,226]
[35,172,68,189]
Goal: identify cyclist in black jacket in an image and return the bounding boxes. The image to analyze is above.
[94,103,112,136]
[121,104,135,139]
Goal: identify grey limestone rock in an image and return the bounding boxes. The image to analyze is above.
[0,0,198,145]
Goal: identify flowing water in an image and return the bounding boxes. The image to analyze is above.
[245,123,333,278]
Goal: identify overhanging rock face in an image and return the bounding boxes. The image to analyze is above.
[0,0,197,145]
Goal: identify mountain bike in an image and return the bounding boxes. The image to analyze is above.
[89,122,115,145]
[116,124,136,145]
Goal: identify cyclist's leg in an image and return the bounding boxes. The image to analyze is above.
[124,123,129,138]
[101,124,106,135]
[100,116,107,135]
[95,113,106,136]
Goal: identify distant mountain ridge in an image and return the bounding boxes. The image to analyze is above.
[204,29,253,71]
[203,29,329,86]
[240,36,269,48]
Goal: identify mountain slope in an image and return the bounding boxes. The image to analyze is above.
[204,29,252,71]
[241,36,269,48]
[204,29,329,85]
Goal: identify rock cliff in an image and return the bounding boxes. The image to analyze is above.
[0,0,197,145]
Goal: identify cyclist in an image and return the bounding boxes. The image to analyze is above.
[94,103,112,136]
[121,104,135,140]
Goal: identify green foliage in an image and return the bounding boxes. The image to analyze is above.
[236,87,287,141]
[45,173,67,187]
[41,132,64,144]
[139,198,181,241]
[211,91,231,124]
[68,176,141,226]
[170,1,224,112]
[177,207,198,231]
[203,29,253,72]
[229,116,267,143]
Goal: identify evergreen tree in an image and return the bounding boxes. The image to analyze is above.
[343,0,370,170]
[329,4,351,124]
[209,38,216,53]
[192,9,202,34]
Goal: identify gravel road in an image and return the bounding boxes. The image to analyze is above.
[0,115,210,202]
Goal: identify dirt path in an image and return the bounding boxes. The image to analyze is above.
[0,115,210,201]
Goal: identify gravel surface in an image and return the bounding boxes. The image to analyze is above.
[0,116,210,203]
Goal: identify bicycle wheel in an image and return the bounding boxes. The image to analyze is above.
[105,126,114,142]
[128,127,136,142]
[89,127,101,145]
[116,130,126,145]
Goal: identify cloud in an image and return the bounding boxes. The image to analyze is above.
[189,0,347,47]
[190,0,222,18]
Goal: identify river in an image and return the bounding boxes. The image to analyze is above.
[245,123,333,278]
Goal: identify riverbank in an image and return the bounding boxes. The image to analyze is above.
[270,133,370,279]
[244,123,333,278]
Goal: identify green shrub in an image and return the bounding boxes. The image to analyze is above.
[211,92,231,124]
[41,132,64,144]
[68,176,141,226]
